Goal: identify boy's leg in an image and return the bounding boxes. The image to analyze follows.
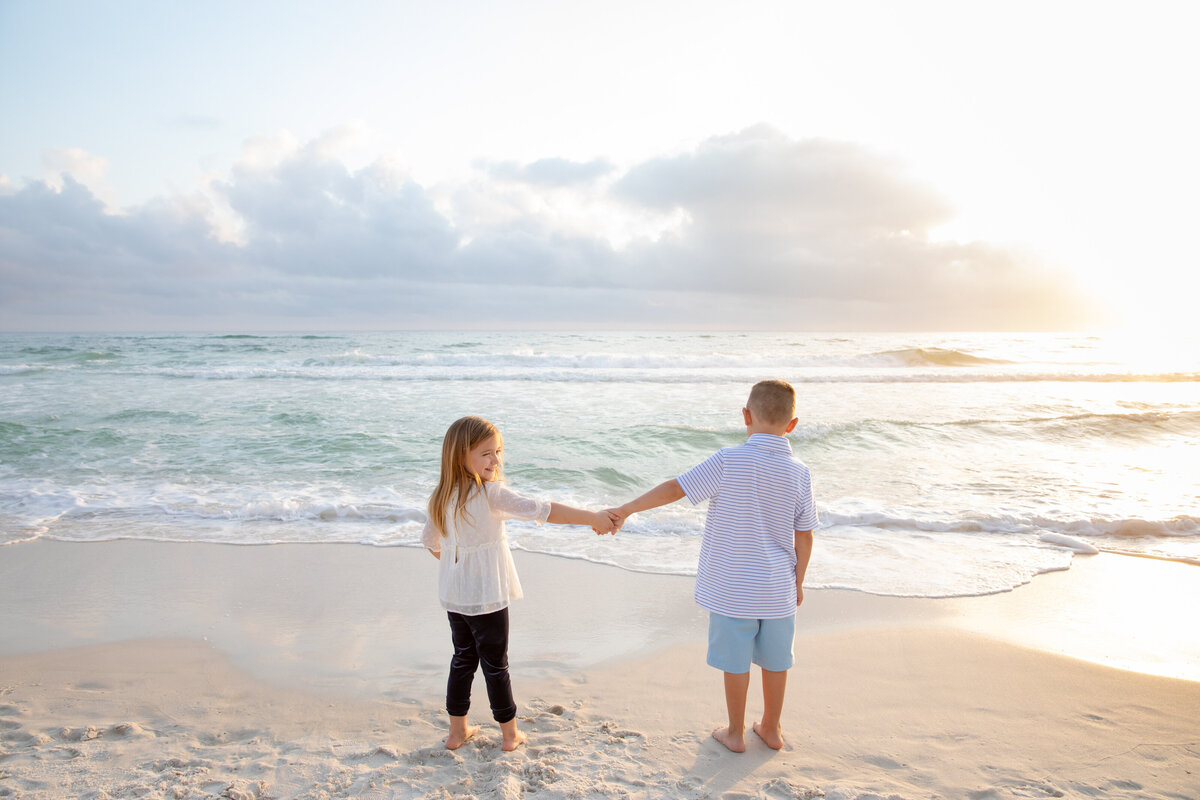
[708,611,758,752]
[714,670,750,753]
[753,668,788,750]
[445,612,482,749]
[750,614,795,750]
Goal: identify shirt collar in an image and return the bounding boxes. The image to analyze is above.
[746,433,792,452]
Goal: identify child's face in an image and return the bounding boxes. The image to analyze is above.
[466,435,502,482]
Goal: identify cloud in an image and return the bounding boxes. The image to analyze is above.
[610,125,1091,327]
[0,127,1101,331]
[0,177,244,316]
[483,157,616,187]
[41,147,110,187]
[38,148,118,208]
[216,150,459,280]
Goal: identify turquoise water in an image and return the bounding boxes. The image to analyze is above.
[2,331,1198,597]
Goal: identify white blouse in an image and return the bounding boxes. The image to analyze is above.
[421,482,552,615]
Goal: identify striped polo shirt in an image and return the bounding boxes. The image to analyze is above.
[678,433,818,619]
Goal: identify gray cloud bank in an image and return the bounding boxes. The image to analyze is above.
[1,125,1097,331]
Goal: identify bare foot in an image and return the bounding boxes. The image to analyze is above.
[499,718,526,752]
[711,726,746,753]
[752,720,785,750]
[445,721,480,750]
[501,728,527,752]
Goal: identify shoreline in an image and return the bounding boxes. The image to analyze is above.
[2,540,1199,798]
[2,539,1198,684]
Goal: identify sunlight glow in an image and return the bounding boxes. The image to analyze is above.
[951,554,1200,682]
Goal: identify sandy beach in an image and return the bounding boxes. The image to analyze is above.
[1,541,1198,800]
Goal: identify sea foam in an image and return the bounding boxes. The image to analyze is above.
[2,330,1197,595]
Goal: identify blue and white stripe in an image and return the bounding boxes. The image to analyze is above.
[678,433,818,619]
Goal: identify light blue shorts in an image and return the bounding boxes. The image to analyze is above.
[707,612,796,674]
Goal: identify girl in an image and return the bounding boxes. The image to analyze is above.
[421,416,615,751]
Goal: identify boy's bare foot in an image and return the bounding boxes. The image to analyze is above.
[445,722,480,750]
[712,726,746,753]
[500,719,527,751]
[752,720,785,750]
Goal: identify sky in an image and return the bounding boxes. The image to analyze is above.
[1,0,1197,332]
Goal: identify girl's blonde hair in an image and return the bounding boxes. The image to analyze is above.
[427,416,503,538]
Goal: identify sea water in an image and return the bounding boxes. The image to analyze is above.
[1,331,1197,597]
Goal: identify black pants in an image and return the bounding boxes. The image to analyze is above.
[446,608,516,723]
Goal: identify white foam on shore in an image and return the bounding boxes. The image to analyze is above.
[1039,532,1101,554]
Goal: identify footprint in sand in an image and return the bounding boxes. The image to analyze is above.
[354,788,396,800]
[49,745,85,760]
[758,777,827,799]
[861,753,905,770]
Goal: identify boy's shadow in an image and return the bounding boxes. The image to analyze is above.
[683,733,786,796]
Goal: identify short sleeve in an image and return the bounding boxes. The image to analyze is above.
[677,449,725,505]
[793,468,818,532]
[486,483,552,524]
[421,514,441,553]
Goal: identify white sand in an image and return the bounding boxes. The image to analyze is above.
[1,541,1198,799]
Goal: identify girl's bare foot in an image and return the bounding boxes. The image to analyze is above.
[752,720,785,750]
[500,719,526,751]
[446,716,480,750]
[712,726,746,753]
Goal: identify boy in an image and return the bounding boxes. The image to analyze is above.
[607,379,817,752]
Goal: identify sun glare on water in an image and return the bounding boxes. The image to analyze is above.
[1096,327,1200,377]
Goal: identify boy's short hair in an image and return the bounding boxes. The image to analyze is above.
[747,379,796,425]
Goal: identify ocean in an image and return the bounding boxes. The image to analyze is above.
[1,331,1197,598]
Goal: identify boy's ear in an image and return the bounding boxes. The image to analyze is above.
[742,407,753,426]
[785,417,798,433]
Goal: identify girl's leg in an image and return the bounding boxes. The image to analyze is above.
[445,612,481,749]
[468,608,524,750]
[497,717,526,752]
[469,608,517,723]
[446,715,480,750]
[447,612,480,715]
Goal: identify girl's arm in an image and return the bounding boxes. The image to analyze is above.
[420,518,442,559]
[547,502,614,533]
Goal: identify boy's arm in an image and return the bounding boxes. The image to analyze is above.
[606,479,686,530]
[795,530,813,606]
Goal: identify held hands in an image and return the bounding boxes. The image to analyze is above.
[590,508,625,535]
[588,480,679,537]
